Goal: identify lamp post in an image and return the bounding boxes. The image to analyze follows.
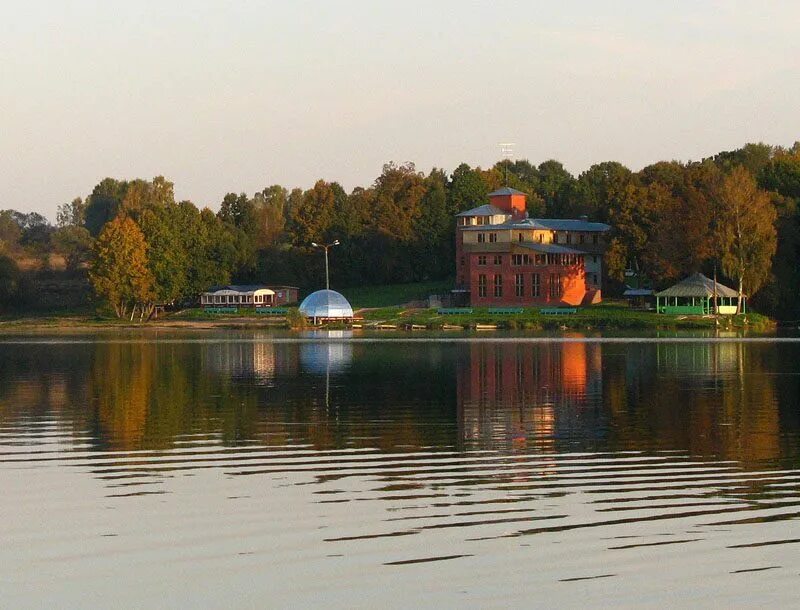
[311,240,340,290]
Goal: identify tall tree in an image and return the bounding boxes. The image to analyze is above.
[412,169,451,280]
[536,160,577,217]
[56,198,86,228]
[89,216,154,319]
[84,178,128,236]
[715,167,778,312]
[289,180,336,246]
[446,163,488,216]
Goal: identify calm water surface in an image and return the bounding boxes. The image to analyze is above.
[2,330,800,608]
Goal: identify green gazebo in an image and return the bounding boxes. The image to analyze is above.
[655,272,744,315]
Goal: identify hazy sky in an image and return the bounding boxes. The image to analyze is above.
[2,1,799,220]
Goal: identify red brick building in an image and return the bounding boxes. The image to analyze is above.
[455,188,610,307]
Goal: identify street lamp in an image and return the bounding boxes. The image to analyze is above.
[311,240,340,290]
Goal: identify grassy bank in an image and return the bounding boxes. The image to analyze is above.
[339,280,452,308]
[355,303,773,331]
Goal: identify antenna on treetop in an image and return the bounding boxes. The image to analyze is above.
[498,142,515,185]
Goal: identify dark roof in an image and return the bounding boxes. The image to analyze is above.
[488,187,528,197]
[456,204,508,217]
[655,273,740,298]
[623,288,655,297]
[206,285,270,293]
[517,242,585,255]
[526,218,611,232]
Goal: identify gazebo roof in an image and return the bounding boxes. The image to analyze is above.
[655,273,740,298]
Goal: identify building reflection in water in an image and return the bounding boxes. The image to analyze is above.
[0,335,789,468]
[456,338,604,457]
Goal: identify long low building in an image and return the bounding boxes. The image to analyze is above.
[201,285,299,308]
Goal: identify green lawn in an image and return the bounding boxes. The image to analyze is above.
[340,280,453,308]
[355,302,772,331]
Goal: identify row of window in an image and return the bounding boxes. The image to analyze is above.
[202,294,273,304]
[554,232,600,245]
[474,232,601,245]
[474,253,583,266]
[476,273,563,299]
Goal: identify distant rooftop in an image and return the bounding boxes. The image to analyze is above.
[488,187,528,197]
[205,284,270,293]
[655,273,740,298]
[456,204,508,217]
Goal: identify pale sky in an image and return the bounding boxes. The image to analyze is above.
[2,1,799,220]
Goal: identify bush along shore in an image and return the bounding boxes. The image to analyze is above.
[0,303,773,333]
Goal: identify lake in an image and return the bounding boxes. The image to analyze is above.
[2,330,800,608]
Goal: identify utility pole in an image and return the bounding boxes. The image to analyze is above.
[311,240,340,290]
[499,142,515,185]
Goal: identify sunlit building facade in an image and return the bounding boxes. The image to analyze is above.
[455,188,610,306]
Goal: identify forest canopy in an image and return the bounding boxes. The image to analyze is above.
[1,141,799,318]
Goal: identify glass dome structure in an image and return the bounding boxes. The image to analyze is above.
[298,289,354,320]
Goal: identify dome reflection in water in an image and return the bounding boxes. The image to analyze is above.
[0,333,798,606]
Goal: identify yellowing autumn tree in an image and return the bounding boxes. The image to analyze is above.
[716,166,777,312]
[89,216,154,319]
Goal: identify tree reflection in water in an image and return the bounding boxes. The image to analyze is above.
[0,334,794,469]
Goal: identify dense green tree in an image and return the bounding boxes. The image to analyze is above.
[713,143,774,176]
[759,151,800,202]
[253,185,288,247]
[412,169,451,280]
[576,161,635,221]
[446,163,488,216]
[289,180,336,246]
[605,182,674,281]
[536,160,578,217]
[137,204,189,304]
[84,178,128,236]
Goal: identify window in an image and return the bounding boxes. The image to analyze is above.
[494,274,503,297]
[579,234,585,244]
[592,234,599,245]
[592,255,598,263]
[477,233,486,243]
[478,274,487,297]
[489,233,497,243]
[566,233,572,244]
[515,274,524,297]
[537,233,543,243]
[546,253,558,265]
[477,255,487,266]
[534,254,546,266]
[532,273,541,297]
[493,255,502,265]
[518,233,524,242]
[512,254,523,266]
[549,273,563,298]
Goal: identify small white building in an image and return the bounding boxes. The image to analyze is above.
[201,285,277,308]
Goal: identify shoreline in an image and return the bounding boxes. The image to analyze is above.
[0,307,776,334]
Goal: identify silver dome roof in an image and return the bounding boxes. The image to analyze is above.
[298,289,354,319]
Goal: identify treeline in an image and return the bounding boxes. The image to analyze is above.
[1,141,799,318]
